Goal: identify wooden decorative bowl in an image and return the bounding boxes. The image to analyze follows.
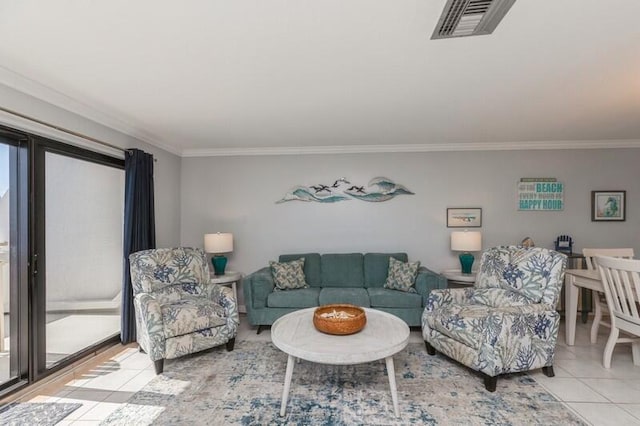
[313,304,366,335]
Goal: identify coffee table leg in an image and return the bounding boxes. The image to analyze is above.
[385,356,400,417]
[280,355,295,416]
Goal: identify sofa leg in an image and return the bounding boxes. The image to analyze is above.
[425,341,436,355]
[484,375,497,392]
[154,359,164,375]
[542,366,555,377]
[257,325,263,335]
[226,338,235,351]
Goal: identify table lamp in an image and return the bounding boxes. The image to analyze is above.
[204,232,233,276]
[451,231,482,274]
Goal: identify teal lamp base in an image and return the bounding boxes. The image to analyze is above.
[459,252,475,274]
[212,255,228,276]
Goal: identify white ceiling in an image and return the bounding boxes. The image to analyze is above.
[0,0,639,156]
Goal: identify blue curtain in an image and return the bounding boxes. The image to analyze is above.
[121,149,156,343]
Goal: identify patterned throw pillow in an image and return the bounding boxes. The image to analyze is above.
[270,258,308,290]
[384,257,420,293]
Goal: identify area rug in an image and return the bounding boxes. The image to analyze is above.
[0,401,82,426]
[101,341,585,425]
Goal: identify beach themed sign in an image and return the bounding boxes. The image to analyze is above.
[277,177,414,203]
[517,178,564,211]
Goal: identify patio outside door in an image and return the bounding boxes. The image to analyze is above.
[0,133,28,392]
[32,138,124,378]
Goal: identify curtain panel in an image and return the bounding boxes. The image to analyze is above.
[122,149,156,343]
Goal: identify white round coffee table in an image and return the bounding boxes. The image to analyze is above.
[271,307,410,417]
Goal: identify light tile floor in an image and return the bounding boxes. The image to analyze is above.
[24,316,640,425]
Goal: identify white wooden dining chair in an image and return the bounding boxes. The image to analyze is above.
[583,248,635,343]
[595,255,640,369]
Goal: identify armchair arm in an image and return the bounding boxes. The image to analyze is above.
[134,293,166,361]
[415,267,448,306]
[424,288,474,313]
[243,267,274,310]
[205,283,240,328]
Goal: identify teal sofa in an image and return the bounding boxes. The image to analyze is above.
[243,252,446,331]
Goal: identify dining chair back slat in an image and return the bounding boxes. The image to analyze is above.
[595,255,640,368]
[583,248,634,271]
[582,248,635,344]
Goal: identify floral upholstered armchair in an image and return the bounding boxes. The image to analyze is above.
[129,247,239,374]
[422,246,567,391]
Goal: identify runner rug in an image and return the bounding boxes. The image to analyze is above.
[101,341,585,425]
[0,401,81,426]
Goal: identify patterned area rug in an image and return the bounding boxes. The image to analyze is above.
[0,402,82,426]
[101,341,585,425]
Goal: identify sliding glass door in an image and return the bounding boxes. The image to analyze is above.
[0,131,28,392]
[32,138,124,377]
[0,127,125,393]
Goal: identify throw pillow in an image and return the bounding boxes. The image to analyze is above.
[270,258,308,290]
[384,257,420,293]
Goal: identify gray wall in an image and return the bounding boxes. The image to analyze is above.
[0,83,181,247]
[181,149,640,307]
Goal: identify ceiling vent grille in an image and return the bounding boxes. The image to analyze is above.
[431,0,516,39]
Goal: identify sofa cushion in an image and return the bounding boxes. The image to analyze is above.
[267,288,321,308]
[321,253,364,287]
[367,287,422,308]
[279,253,322,286]
[318,287,370,307]
[160,297,227,338]
[384,257,420,293]
[270,258,308,290]
[471,288,536,308]
[364,253,408,288]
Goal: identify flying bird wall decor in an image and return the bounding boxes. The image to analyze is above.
[276,177,414,203]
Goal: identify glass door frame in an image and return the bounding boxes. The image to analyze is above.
[31,136,124,381]
[0,127,29,395]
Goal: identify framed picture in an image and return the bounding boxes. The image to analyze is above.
[447,208,482,228]
[591,191,626,222]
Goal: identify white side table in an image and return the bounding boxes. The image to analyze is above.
[210,271,242,309]
[441,269,477,287]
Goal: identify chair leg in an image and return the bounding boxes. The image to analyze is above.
[484,375,497,392]
[632,342,640,366]
[590,295,603,344]
[425,341,436,355]
[542,366,555,377]
[603,327,619,369]
[226,338,235,351]
[257,325,263,335]
[138,346,145,353]
[153,359,164,375]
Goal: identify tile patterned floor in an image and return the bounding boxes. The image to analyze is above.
[26,316,640,425]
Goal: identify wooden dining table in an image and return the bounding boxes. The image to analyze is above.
[564,268,601,346]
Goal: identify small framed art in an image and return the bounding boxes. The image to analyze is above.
[447,208,482,228]
[591,191,626,222]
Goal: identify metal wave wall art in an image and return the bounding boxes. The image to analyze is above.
[276,177,414,203]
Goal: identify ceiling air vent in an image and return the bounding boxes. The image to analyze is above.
[431,0,516,39]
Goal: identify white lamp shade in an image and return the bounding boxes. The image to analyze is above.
[204,233,233,254]
[451,231,482,252]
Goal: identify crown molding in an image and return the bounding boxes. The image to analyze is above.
[2,67,639,158]
[182,139,640,157]
[0,65,181,156]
